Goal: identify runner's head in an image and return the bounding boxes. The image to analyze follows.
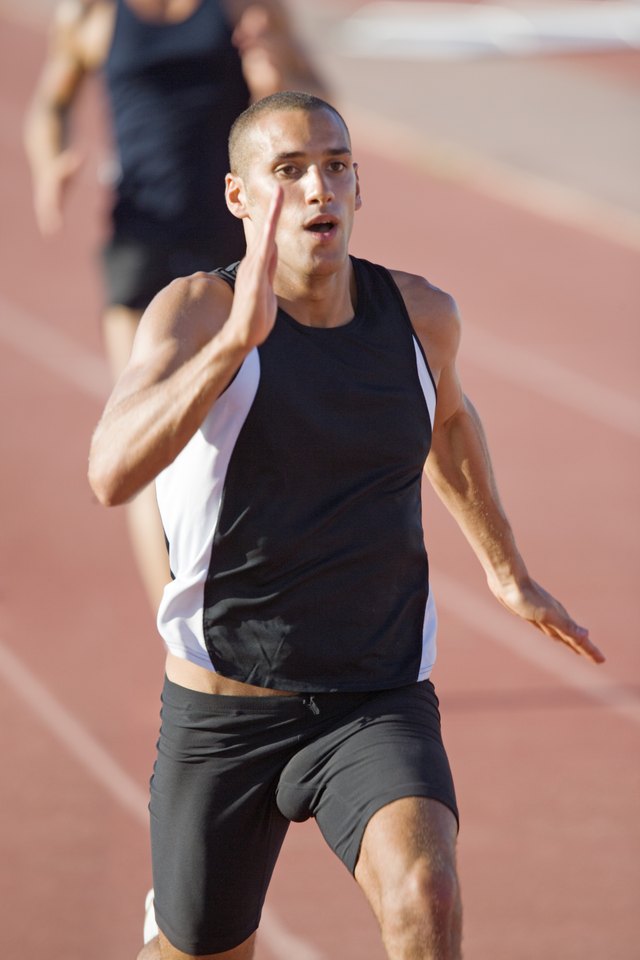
[226,92,360,275]
[228,92,351,180]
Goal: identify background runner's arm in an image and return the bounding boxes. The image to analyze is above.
[23,0,99,234]
[227,0,327,100]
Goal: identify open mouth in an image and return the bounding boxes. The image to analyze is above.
[307,222,334,234]
[304,216,338,236]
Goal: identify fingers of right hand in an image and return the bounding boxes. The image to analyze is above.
[556,626,606,664]
[262,186,283,249]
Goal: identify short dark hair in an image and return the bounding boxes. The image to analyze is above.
[228,91,350,177]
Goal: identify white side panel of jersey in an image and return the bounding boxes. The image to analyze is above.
[413,337,436,427]
[413,336,438,680]
[417,589,438,680]
[155,350,260,669]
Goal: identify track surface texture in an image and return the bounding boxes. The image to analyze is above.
[1,2,638,957]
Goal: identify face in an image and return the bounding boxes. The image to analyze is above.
[227,108,361,277]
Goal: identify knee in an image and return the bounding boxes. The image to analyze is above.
[135,938,159,960]
[380,857,461,946]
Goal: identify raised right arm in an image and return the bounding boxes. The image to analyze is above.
[88,186,283,506]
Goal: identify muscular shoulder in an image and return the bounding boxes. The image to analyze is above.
[134,271,235,361]
[389,270,461,383]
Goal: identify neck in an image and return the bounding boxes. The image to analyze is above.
[274,259,356,329]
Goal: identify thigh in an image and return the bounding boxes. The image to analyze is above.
[277,681,458,875]
[150,679,296,956]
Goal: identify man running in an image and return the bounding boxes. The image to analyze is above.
[88,91,605,960]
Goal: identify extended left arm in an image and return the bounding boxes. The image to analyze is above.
[425,354,605,664]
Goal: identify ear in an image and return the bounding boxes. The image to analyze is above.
[354,162,362,212]
[225,173,250,219]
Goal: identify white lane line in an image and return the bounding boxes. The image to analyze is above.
[3,288,638,442]
[259,910,326,960]
[339,2,640,59]
[0,303,326,959]
[1,291,636,957]
[0,636,326,960]
[348,105,640,254]
[462,324,640,439]
[0,298,111,400]
[434,573,640,727]
[0,637,150,821]
[2,293,638,727]
[5,2,640,254]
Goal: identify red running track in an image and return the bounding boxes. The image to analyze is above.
[1,9,639,959]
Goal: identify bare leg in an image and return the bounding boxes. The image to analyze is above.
[102,305,171,611]
[355,797,462,960]
[136,931,256,960]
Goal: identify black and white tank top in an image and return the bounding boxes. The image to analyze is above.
[156,257,438,692]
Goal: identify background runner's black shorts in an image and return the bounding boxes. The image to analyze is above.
[100,232,246,311]
[150,676,458,955]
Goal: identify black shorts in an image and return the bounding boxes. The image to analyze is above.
[100,230,246,311]
[149,676,458,955]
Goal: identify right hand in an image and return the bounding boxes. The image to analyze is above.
[227,186,283,350]
[33,148,83,235]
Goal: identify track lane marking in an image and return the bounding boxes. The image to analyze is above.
[1,294,637,723]
[462,324,640,438]
[1,296,637,957]
[4,3,640,253]
[348,106,640,254]
[2,294,638,438]
[433,574,640,726]
[339,2,640,59]
[0,299,111,400]
[0,636,326,960]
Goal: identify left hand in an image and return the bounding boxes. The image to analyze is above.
[491,577,605,664]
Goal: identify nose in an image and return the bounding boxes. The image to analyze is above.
[305,165,334,204]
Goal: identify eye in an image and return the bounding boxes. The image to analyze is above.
[275,164,300,179]
[328,160,347,173]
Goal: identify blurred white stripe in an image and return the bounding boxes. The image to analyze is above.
[462,324,640,439]
[434,573,640,726]
[340,2,640,59]
[0,636,326,959]
[0,298,110,399]
[0,637,149,820]
[1,287,638,440]
[349,105,640,254]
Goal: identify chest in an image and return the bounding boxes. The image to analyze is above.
[251,311,434,478]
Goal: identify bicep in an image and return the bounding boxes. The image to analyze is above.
[396,274,464,434]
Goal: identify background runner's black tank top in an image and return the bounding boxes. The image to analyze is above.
[104,0,249,244]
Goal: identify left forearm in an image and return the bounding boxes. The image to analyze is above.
[425,395,528,593]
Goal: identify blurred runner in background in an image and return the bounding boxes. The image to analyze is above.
[24,0,325,609]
